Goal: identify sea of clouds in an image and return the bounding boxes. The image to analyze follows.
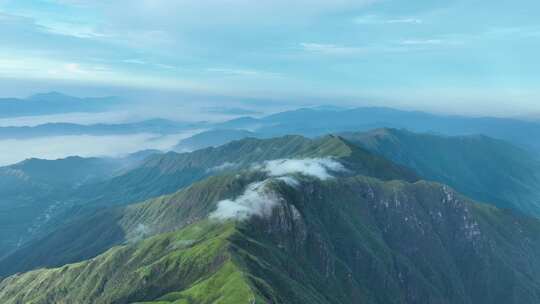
[0,130,202,166]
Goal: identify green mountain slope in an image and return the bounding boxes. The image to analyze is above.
[2,170,540,303]
[341,128,540,216]
[0,135,417,277]
[76,134,417,207]
[0,156,133,258]
[0,220,258,304]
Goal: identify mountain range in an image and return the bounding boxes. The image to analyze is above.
[2,129,540,269]
[1,135,540,303]
[214,106,540,154]
[0,151,157,259]
[0,119,198,139]
[1,95,540,303]
[0,92,121,118]
[2,97,540,157]
[341,128,540,217]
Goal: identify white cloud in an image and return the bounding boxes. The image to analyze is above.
[206,68,280,78]
[0,112,138,127]
[400,39,444,45]
[41,21,108,39]
[257,158,346,180]
[122,59,147,65]
[122,59,177,70]
[386,18,423,24]
[0,55,115,83]
[354,15,422,25]
[210,180,280,220]
[209,158,338,221]
[127,223,151,243]
[58,1,379,27]
[276,176,300,187]
[396,38,463,49]
[207,162,239,173]
[300,43,366,55]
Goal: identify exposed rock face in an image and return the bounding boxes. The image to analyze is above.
[235,176,540,304]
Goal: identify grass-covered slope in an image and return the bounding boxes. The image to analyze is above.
[0,133,416,263]
[0,135,417,277]
[78,134,417,208]
[0,221,259,304]
[341,128,540,216]
[0,156,132,258]
[0,173,246,277]
[2,170,540,303]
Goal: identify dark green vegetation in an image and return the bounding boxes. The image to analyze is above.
[0,149,160,257]
[170,127,540,218]
[0,220,258,303]
[0,134,414,262]
[2,130,540,303]
[2,168,540,303]
[0,135,417,276]
[75,134,416,208]
[341,128,540,216]
[0,156,129,258]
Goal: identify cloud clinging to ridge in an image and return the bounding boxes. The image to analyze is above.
[258,158,346,180]
[210,158,345,221]
[210,180,280,221]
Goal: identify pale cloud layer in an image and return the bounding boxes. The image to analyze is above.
[0,131,200,166]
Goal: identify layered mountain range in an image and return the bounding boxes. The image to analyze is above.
[1,131,540,303]
[0,92,121,118]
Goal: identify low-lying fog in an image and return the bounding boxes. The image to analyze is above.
[0,93,297,166]
[0,130,202,166]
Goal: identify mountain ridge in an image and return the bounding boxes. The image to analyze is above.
[0,135,418,277]
[2,169,540,303]
[341,128,540,216]
[0,92,121,118]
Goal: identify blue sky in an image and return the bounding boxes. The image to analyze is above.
[1,0,539,116]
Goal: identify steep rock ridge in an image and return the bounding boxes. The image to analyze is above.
[2,166,540,303]
[234,176,540,303]
[341,128,540,217]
